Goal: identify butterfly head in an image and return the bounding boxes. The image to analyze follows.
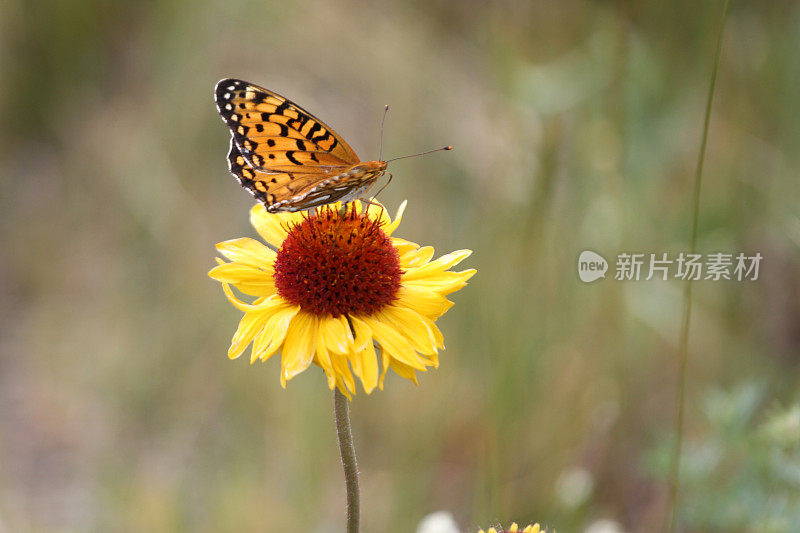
[362,160,389,173]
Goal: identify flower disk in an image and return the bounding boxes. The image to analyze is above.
[273,206,402,318]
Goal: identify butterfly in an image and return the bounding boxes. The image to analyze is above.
[214,78,450,213]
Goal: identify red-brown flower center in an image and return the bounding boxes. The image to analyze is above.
[273,206,402,317]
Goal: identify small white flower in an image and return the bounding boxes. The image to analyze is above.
[584,518,625,533]
[556,466,594,508]
[416,511,461,533]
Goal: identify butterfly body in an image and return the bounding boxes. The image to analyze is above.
[268,160,388,212]
[215,78,389,213]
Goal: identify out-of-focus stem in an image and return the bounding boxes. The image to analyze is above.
[667,2,730,532]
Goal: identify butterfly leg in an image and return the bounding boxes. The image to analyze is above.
[358,199,380,216]
[371,172,393,202]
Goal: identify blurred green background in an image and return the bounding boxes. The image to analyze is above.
[2,1,799,531]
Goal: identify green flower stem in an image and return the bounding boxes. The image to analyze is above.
[334,388,360,533]
[667,2,730,532]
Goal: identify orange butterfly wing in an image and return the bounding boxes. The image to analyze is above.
[226,138,381,210]
[218,81,357,166]
[215,78,385,212]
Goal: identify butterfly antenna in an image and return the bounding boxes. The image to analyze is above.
[384,146,453,163]
[378,104,389,161]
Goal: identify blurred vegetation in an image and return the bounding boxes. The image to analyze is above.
[1,1,799,532]
[649,385,800,532]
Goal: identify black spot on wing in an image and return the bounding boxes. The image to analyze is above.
[311,129,329,142]
[214,78,244,120]
[290,112,310,134]
[225,136,269,203]
[252,91,266,104]
[214,78,244,103]
[310,128,339,152]
[306,122,322,139]
[285,151,302,165]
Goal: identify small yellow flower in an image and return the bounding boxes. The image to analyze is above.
[209,200,475,397]
[478,523,546,533]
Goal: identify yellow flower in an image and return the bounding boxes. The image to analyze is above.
[209,200,475,398]
[478,524,547,533]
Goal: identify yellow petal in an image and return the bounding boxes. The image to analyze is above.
[249,203,296,247]
[220,283,276,312]
[400,245,435,268]
[251,331,278,364]
[330,351,355,393]
[426,349,440,368]
[348,335,363,378]
[383,200,407,235]
[333,371,354,399]
[395,285,452,319]
[402,250,473,281]
[356,340,379,394]
[321,315,352,355]
[361,317,426,370]
[402,270,476,295]
[228,310,270,360]
[389,358,421,384]
[391,237,420,258]
[376,306,437,356]
[226,282,275,297]
[405,311,444,350]
[378,346,391,389]
[348,317,378,393]
[280,312,317,386]
[216,238,276,268]
[348,315,373,354]
[314,327,336,388]
[426,315,444,350]
[209,262,273,282]
[209,263,276,296]
[251,302,300,362]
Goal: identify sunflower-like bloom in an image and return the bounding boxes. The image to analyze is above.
[478,524,547,533]
[209,200,475,397]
